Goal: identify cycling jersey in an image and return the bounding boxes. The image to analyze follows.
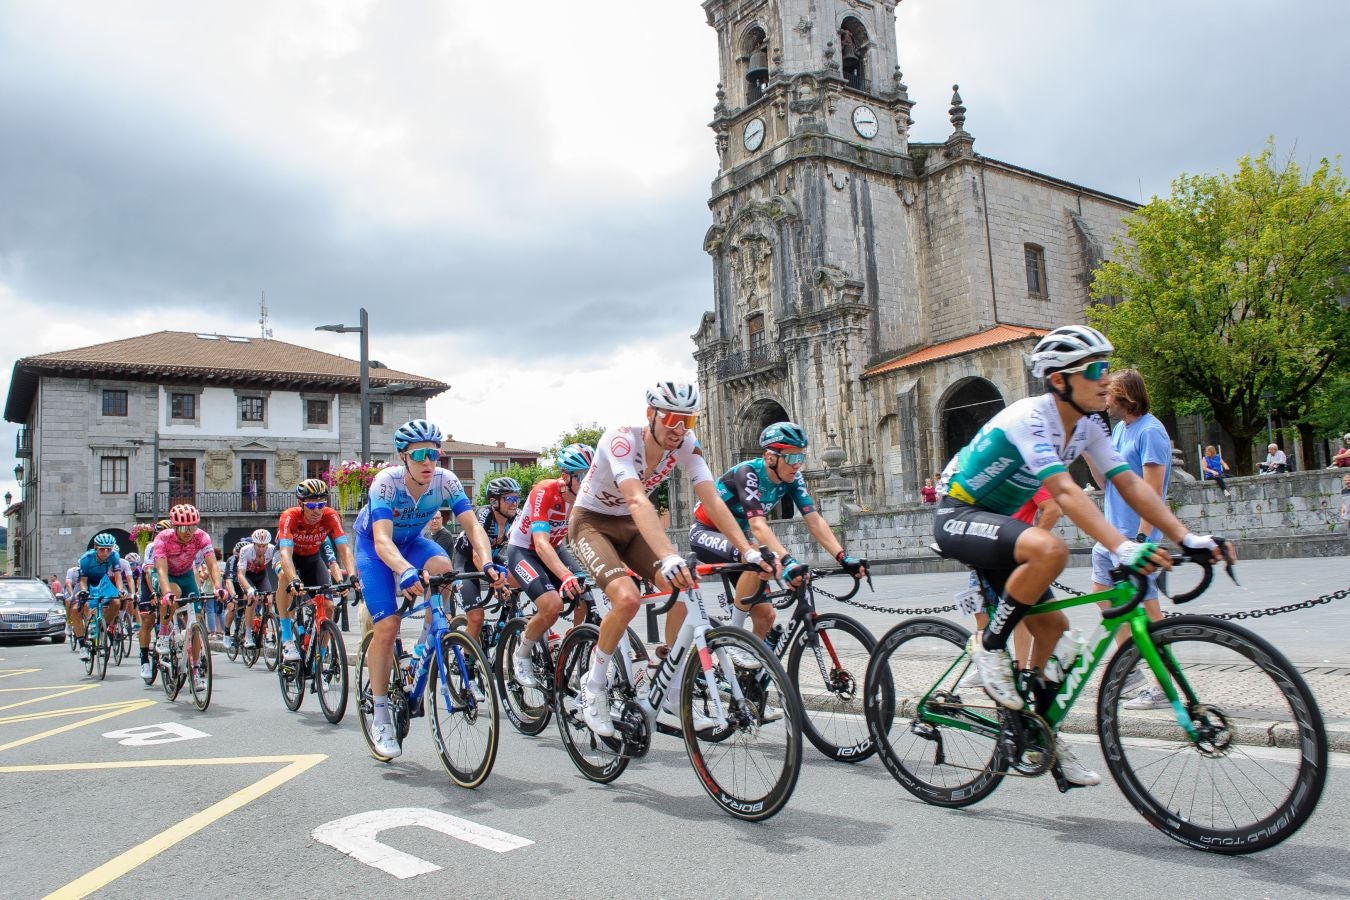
[65,566,80,593]
[939,393,1129,515]
[78,549,123,600]
[356,467,472,546]
[238,542,276,574]
[277,506,347,557]
[574,423,713,516]
[509,478,572,549]
[693,458,815,529]
[152,528,213,578]
[453,505,511,560]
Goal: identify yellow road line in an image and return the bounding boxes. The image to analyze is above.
[36,754,327,899]
[0,700,147,725]
[0,668,40,679]
[0,684,96,693]
[0,700,155,752]
[0,685,99,712]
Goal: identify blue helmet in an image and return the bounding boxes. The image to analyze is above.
[393,419,443,452]
[93,532,118,549]
[556,443,595,474]
[759,422,808,451]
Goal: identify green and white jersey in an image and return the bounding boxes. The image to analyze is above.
[939,393,1129,515]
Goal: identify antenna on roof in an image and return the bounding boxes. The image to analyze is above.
[259,292,273,339]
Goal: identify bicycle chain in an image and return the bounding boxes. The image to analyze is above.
[1051,580,1350,621]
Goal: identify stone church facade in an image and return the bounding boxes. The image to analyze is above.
[693,0,1136,509]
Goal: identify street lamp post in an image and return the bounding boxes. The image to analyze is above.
[317,308,371,463]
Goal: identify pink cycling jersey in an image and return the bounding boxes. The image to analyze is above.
[152,528,213,578]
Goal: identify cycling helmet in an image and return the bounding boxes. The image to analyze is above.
[296,478,329,500]
[556,443,595,474]
[393,418,443,451]
[251,528,271,544]
[169,504,200,526]
[645,380,701,413]
[234,539,250,553]
[93,532,117,548]
[486,476,521,500]
[154,519,171,532]
[760,422,809,451]
[125,552,141,566]
[1029,325,1114,378]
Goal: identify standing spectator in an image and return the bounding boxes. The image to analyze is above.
[1332,433,1350,468]
[1258,443,1288,475]
[1202,444,1231,497]
[919,477,937,505]
[425,510,457,555]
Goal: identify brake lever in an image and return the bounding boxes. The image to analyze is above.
[1215,537,1242,590]
[864,570,874,592]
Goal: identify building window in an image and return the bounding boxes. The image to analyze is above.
[489,459,509,473]
[1025,243,1048,298]
[241,459,266,512]
[170,392,196,420]
[100,457,128,494]
[306,459,330,481]
[240,396,266,422]
[305,398,330,426]
[451,458,474,481]
[368,402,384,426]
[102,389,128,417]
[748,314,766,351]
[168,458,196,505]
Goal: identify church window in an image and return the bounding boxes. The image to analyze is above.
[839,18,869,92]
[742,27,768,104]
[747,314,766,351]
[1024,244,1048,298]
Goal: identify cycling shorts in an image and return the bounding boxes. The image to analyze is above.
[451,548,495,612]
[287,552,331,594]
[687,522,773,608]
[160,571,199,601]
[1091,543,1159,601]
[933,497,1050,602]
[241,567,277,596]
[356,535,448,624]
[569,507,660,590]
[138,579,156,614]
[504,543,582,603]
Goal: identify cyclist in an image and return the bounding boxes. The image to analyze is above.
[151,505,227,662]
[451,475,520,645]
[933,324,1230,787]
[276,479,356,662]
[688,421,867,656]
[231,529,277,651]
[74,533,127,662]
[135,521,170,678]
[569,381,773,737]
[505,443,594,688]
[356,419,506,760]
[62,563,81,640]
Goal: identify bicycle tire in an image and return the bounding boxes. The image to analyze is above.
[682,626,803,822]
[314,620,349,724]
[110,622,125,668]
[142,647,158,685]
[225,617,241,662]
[117,611,134,663]
[261,613,280,672]
[82,626,96,677]
[279,643,306,712]
[241,617,261,668]
[786,612,879,762]
[493,618,552,736]
[428,631,499,789]
[187,622,212,711]
[163,643,184,701]
[1098,615,1327,854]
[95,627,110,681]
[356,631,410,762]
[865,617,1006,808]
[553,624,629,784]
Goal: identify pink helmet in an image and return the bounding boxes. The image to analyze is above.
[169,504,200,526]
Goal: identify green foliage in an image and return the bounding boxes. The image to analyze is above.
[543,422,605,461]
[1090,141,1350,472]
[473,464,558,506]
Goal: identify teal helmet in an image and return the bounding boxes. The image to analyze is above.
[93,532,118,549]
[759,422,808,452]
[556,443,595,474]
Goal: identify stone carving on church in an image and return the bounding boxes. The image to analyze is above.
[204,451,232,491]
[275,451,300,488]
[817,265,864,307]
[731,234,773,312]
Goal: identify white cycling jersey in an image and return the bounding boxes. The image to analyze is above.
[574,423,714,517]
[237,542,276,575]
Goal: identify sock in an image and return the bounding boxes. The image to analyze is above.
[279,617,294,642]
[1032,674,1059,718]
[982,594,1031,651]
[587,649,612,692]
[140,647,149,663]
[515,636,538,660]
[373,695,390,726]
[730,607,749,629]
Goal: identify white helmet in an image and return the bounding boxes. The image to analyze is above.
[645,380,701,413]
[1028,325,1114,378]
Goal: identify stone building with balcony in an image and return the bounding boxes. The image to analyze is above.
[3,331,446,578]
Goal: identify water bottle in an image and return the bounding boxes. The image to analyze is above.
[545,631,562,659]
[1044,629,1086,682]
[765,624,785,655]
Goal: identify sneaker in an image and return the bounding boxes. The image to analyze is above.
[1121,667,1147,695]
[140,661,153,679]
[1223,489,1231,497]
[1055,738,1101,786]
[372,722,402,759]
[579,684,614,737]
[223,635,235,650]
[725,646,763,670]
[282,640,300,662]
[969,637,1023,711]
[155,635,171,655]
[512,653,540,689]
[1124,686,1169,710]
[244,633,256,650]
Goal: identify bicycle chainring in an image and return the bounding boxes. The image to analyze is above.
[614,697,651,758]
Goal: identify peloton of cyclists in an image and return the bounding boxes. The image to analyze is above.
[450,475,519,646]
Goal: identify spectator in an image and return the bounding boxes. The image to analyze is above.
[425,509,457,555]
[1341,475,1350,540]
[919,477,937,505]
[1258,443,1288,475]
[1202,444,1231,497]
[1332,433,1350,468]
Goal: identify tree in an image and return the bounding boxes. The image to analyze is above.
[543,422,606,461]
[473,463,557,505]
[1090,142,1350,474]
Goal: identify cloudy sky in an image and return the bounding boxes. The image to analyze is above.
[2,0,1347,505]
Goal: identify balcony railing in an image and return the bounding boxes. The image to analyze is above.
[15,427,31,459]
[716,346,786,379]
[134,491,298,516]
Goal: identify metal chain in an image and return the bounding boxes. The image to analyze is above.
[831,594,960,616]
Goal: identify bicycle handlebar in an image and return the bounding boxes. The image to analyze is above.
[1102,538,1235,618]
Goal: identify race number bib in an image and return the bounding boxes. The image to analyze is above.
[955,587,985,618]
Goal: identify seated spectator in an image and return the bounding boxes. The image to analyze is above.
[1333,433,1350,468]
[1202,444,1231,497]
[1258,443,1288,475]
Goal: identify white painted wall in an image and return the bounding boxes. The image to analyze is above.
[160,386,339,439]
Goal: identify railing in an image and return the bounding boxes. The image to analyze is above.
[134,491,298,515]
[716,346,785,379]
[15,427,31,459]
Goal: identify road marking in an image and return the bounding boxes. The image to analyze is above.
[0,668,41,679]
[0,700,156,753]
[313,807,534,879]
[102,722,210,745]
[0,684,99,712]
[1,754,328,899]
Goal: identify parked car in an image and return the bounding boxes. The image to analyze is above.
[0,576,66,643]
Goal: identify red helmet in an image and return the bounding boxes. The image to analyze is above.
[169,504,200,526]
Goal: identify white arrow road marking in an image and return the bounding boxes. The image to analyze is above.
[312,807,533,879]
[102,722,210,745]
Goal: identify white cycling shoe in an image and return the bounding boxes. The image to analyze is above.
[282,640,300,662]
[661,700,717,733]
[968,637,1023,711]
[1055,738,1101,786]
[155,635,171,655]
[244,634,256,649]
[725,646,762,670]
[372,723,402,759]
[512,653,540,689]
[223,636,235,650]
[579,684,614,737]
[139,661,153,680]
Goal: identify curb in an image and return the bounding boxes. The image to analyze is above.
[1056,709,1350,754]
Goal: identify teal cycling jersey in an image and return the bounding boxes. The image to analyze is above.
[693,458,816,530]
[939,392,1129,515]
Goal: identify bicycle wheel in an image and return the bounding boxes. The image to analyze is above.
[278,643,306,712]
[786,613,878,762]
[428,632,499,788]
[681,626,802,822]
[553,624,629,783]
[356,631,410,762]
[493,618,552,736]
[82,625,96,677]
[1098,615,1328,854]
[187,622,212,711]
[162,643,183,701]
[95,627,110,681]
[142,646,158,685]
[314,620,349,724]
[225,616,241,662]
[110,621,125,667]
[260,613,280,672]
[864,617,1006,808]
[241,617,260,668]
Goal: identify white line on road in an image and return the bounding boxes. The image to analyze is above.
[313,807,533,880]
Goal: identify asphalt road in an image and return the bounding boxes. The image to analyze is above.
[3,571,1349,900]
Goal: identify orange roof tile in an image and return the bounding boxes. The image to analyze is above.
[863,325,1048,378]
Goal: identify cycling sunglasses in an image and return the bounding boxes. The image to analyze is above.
[656,410,698,430]
[303,500,328,510]
[773,451,807,466]
[406,447,442,463]
[1057,360,1110,380]
[500,495,520,504]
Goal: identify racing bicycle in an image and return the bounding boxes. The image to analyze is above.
[277,580,356,723]
[148,592,213,711]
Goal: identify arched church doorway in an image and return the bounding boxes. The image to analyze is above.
[86,528,135,558]
[739,397,793,520]
[941,378,1005,464]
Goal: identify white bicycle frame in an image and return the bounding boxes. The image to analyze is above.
[163,595,202,677]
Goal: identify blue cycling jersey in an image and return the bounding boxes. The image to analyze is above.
[355,466,472,546]
[78,548,122,583]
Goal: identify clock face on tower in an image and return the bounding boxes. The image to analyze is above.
[743,117,765,152]
[851,105,879,139]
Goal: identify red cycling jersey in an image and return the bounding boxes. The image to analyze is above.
[276,507,346,557]
[508,478,570,550]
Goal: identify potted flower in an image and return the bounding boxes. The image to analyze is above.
[131,523,157,554]
[325,460,388,514]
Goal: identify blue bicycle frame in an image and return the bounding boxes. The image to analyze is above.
[399,590,479,716]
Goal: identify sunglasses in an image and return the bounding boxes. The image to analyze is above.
[773,452,807,466]
[303,501,328,510]
[656,410,698,430]
[500,495,520,504]
[406,447,442,463]
[1057,360,1110,381]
